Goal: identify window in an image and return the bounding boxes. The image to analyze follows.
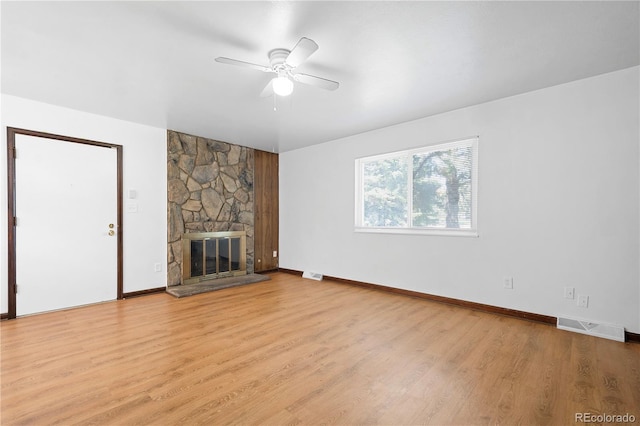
[355,137,478,236]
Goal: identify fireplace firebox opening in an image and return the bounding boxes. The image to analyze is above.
[182,231,247,284]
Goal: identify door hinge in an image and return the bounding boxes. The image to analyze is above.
[13,217,18,227]
[10,147,16,159]
[14,284,18,294]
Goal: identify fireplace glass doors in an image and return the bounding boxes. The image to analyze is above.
[182,231,247,284]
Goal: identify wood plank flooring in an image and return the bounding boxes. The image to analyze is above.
[1,272,639,425]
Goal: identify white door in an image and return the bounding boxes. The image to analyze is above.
[15,134,118,316]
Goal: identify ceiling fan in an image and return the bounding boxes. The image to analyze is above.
[215,37,339,97]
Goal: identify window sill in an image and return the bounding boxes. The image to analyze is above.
[354,227,479,237]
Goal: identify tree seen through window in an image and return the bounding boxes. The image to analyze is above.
[358,138,477,232]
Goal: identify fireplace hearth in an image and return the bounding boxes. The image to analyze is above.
[182,231,247,285]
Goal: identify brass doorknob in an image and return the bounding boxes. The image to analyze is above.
[108,224,114,229]
[108,230,115,236]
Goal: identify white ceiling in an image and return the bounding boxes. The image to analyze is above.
[2,1,638,153]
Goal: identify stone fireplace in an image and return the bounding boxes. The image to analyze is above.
[167,130,254,286]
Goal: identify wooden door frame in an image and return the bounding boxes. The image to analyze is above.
[6,127,123,319]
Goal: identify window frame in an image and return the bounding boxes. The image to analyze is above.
[354,136,479,237]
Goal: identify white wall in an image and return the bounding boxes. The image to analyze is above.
[1,95,168,313]
[280,67,640,333]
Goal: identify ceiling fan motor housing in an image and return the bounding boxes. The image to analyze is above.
[269,48,291,73]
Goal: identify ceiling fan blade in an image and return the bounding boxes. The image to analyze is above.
[260,79,275,98]
[293,73,339,91]
[215,57,272,73]
[285,37,319,67]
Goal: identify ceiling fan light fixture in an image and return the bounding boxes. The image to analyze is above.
[273,75,294,96]
[216,37,339,97]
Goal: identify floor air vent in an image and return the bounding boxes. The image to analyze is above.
[557,316,625,342]
[302,271,323,281]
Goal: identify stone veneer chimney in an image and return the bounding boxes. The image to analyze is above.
[166,130,254,286]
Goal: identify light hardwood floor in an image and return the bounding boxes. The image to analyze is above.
[1,272,639,425]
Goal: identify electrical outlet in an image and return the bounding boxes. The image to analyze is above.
[273,250,278,258]
[577,295,589,308]
[154,263,161,272]
[503,277,513,289]
[564,287,575,299]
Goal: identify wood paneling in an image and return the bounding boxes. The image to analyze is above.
[1,272,638,424]
[253,150,279,272]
